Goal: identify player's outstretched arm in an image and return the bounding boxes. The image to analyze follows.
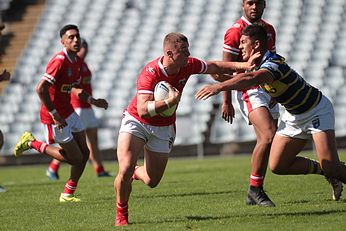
[195,69,273,100]
[205,52,261,80]
[71,87,108,109]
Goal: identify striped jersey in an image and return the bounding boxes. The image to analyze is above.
[258,51,322,115]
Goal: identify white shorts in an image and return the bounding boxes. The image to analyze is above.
[277,95,334,140]
[236,88,280,124]
[74,107,98,129]
[42,112,85,144]
[119,111,176,153]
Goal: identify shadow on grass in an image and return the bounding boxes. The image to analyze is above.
[132,208,346,225]
[134,190,241,199]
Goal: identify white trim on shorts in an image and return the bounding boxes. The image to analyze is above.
[74,107,98,129]
[276,95,334,140]
[42,111,85,144]
[118,111,176,153]
[236,88,280,124]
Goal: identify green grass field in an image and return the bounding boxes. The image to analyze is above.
[1,151,346,231]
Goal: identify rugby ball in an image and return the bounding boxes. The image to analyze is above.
[154,81,177,117]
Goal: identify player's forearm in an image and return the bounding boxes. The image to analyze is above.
[219,73,257,91]
[222,90,232,104]
[71,87,93,104]
[36,82,55,112]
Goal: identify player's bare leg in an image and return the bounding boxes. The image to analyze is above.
[114,132,145,226]
[133,148,169,188]
[86,127,110,177]
[313,130,345,200]
[246,107,276,207]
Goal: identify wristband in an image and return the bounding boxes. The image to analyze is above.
[87,96,92,104]
[164,99,170,108]
[48,109,57,116]
[147,101,157,117]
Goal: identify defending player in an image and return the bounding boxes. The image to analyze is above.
[46,38,110,180]
[220,0,279,207]
[114,32,261,226]
[13,25,108,202]
[195,24,344,202]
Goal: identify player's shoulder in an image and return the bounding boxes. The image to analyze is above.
[142,57,160,76]
[226,18,245,33]
[260,19,275,30]
[53,51,66,61]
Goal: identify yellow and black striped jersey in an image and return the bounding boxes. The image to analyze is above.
[257,51,321,115]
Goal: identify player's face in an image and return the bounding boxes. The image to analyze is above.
[61,29,81,53]
[172,41,190,67]
[243,0,265,22]
[239,35,255,61]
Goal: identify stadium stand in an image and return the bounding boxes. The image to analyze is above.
[0,0,345,156]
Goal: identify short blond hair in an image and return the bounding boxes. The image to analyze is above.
[163,32,188,49]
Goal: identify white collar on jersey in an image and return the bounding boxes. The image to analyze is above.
[157,56,169,77]
[63,48,77,63]
[241,16,252,25]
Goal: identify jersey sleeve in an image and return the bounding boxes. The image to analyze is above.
[136,65,157,94]
[43,56,64,85]
[188,57,208,74]
[260,61,281,80]
[223,27,241,56]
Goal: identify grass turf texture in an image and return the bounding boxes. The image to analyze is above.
[1,151,346,231]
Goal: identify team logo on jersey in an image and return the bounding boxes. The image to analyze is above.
[146,66,155,74]
[312,117,320,129]
[68,68,73,77]
[60,84,73,93]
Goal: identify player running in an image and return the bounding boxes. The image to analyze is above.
[114,32,261,226]
[13,25,108,202]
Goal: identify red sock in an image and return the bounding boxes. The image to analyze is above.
[250,173,264,188]
[48,161,60,173]
[63,179,78,195]
[116,201,128,226]
[30,140,48,154]
[96,165,105,174]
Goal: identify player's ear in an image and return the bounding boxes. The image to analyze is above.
[254,40,261,50]
[167,51,173,58]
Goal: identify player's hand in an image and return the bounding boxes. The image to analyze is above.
[221,102,235,124]
[0,69,10,82]
[246,51,261,71]
[167,85,181,106]
[195,84,222,100]
[91,98,108,109]
[51,112,67,130]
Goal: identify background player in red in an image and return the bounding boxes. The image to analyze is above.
[46,38,111,180]
[221,0,278,206]
[114,32,261,226]
[196,23,344,202]
[13,24,108,202]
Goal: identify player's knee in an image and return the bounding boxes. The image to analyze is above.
[269,162,285,175]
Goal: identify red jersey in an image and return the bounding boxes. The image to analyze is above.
[70,61,92,109]
[40,49,82,124]
[127,56,207,126]
[223,16,276,62]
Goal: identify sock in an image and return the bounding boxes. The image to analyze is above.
[63,179,78,196]
[116,201,128,217]
[29,140,48,154]
[250,173,264,188]
[96,165,105,174]
[48,161,60,173]
[306,158,324,175]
